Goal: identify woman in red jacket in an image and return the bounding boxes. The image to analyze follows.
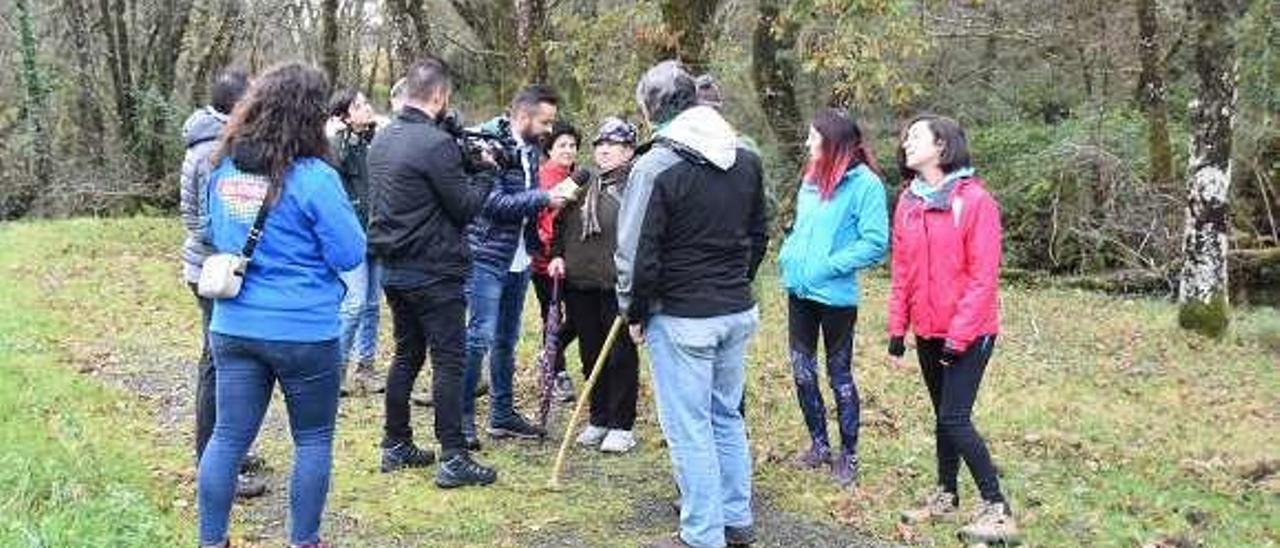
[887,114,1020,545]
[535,121,581,402]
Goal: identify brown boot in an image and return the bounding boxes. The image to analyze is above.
[957,500,1021,545]
[900,486,959,524]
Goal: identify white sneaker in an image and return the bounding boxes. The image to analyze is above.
[576,425,608,446]
[600,429,636,453]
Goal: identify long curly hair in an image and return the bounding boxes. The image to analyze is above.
[213,62,331,184]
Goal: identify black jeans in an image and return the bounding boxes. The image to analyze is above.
[532,272,574,374]
[787,295,860,457]
[564,287,638,430]
[191,283,216,460]
[382,281,469,458]
[917,335,1005,503]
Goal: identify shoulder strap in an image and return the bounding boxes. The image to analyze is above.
[240,175,283,259]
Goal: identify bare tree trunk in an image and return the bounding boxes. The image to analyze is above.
[1136,0,1174,192]
[8,0,53,218]
[322,0,341,83]
[98,0,137,143]
[752,0,803,232]
[64,0,107,164]
[657,0,722,72]
[515,0,547,83]
[387,0,432,70]
[1178,0,1246,338]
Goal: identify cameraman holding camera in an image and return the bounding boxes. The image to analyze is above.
[461,85,569,446]
[366,58,499,488]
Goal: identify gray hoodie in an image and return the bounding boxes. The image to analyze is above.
[179,107,227,283]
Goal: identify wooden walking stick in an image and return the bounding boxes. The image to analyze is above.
[547,315,626,490]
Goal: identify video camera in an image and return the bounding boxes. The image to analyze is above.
[438,110,515,173]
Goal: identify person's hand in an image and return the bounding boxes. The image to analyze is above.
[548,257,566,279]
[886,336,910,371]
[628,323,645,346]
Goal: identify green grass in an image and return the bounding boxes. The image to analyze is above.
[1,216,1277,547]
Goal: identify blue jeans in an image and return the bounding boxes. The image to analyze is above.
[462,266,531,433]
[199,334,340,546]
[338,257,382,370]
[646,308,759,548]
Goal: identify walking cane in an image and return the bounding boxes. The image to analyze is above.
[547,315,626,490]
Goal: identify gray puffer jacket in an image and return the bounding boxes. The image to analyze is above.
[179,107,227,283]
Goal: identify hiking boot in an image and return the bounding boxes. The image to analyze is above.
[726,524,756,546]
[900,486,960,524]
[553,371,576,403]
[487,414,547,440]
[240,453,267,475]
[831,453,859,488]
[791,443,831,470]
[434,453,497,488]
[958,500,1021,545]
[576,424,608,447]
[380,441,436,473]
[235,472,268,499]
[600,429,637,453]
[465,435,483,452]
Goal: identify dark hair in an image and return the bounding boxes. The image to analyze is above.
[511,84,559,114]
[327,88,361,120]
[214,62,331,183]
[210,69,250,115]
[897,114,971,182]
[635,60,697,125]
[404,57,452,104]
[804,108,880,200]
[545,121,579,151]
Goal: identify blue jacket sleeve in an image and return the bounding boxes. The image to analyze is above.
[305,162,367,273]
[824,173,889,277]
[480,170,550,222]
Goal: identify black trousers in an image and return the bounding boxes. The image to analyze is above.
[191,283,216,461]
[917,335,1005,504]
[382,281,469,458]
[532,272,574,374]
[787,295,860,456]
[564,287,638,430]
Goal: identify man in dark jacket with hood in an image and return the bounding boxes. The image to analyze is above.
[616,61,768,548]
[367,57,499,488]
[459,85,567,445]
[177,68,266,499]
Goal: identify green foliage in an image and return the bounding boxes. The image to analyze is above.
[789,0,930,109]
[971,108,1186,273]
[545,3,662,132]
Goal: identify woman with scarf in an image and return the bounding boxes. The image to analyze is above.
[888,114,1020,545]
[535,121,581,402]
[548,117,642,454]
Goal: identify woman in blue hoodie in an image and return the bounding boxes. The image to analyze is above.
[777,108,888,487]
[199,63,365,548]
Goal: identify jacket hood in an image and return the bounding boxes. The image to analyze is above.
[656,106,739,171]
[183,107,227,148]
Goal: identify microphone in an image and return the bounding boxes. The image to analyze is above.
[552,169,592,201]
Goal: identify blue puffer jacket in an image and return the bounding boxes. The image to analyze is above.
[777,164,889,308]
[465,116,550,273]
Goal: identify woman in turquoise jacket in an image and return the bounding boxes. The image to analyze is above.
[777,107,888,487]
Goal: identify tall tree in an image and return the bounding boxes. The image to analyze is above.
[63,0,107,164]
[753,0,805,231]
[322,0,341,83]
[1178,0,1248,338]
[387,0,432,71]
[191,0,244,107]
[9,0,53,218]
[515,0,547,83]
[1136,0,1175,192]
[98,0,137,143]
